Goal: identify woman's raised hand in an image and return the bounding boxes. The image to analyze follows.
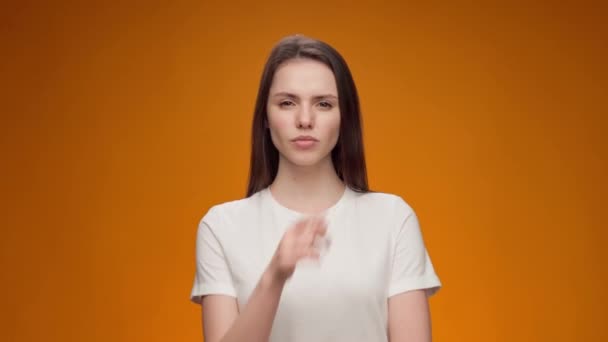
[268,216,328,282]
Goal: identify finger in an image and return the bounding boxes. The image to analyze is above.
[299,247,320,260]
[303,216,322,231]
[294,217,326,245]
[299,216,318,237]
[293,218,309,233]
[294,244,308,261]
[312,218,328,236]
[300,228,316,248]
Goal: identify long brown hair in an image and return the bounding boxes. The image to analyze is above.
[246,35,369,197]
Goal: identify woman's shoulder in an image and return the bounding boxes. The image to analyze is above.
[352,189,416,216]
[200,191,265,224]
[355,191,416,221]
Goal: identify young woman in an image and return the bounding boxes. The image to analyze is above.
[191,35,442,342]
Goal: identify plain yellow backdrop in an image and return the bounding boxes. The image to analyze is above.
[1,1,606,341]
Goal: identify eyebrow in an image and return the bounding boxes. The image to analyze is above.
[271,92,338,101]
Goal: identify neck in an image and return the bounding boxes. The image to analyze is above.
[269,155,346,215]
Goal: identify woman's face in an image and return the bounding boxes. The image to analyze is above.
[267,58,340,168]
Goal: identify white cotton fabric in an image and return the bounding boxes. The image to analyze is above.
[191,186,442,341]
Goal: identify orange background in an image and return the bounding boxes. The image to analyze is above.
[1,1,606,341]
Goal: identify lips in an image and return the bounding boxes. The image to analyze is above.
[292,136,318,149]
[292,135,318,142]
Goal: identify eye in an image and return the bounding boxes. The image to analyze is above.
[279,100,295,107]
[318,101,333,109]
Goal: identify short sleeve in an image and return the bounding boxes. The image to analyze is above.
[388,199,442,298]
[190,206,237,304]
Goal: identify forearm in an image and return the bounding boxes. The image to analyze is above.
[219,270,285,342]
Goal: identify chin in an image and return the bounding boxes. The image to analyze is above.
[287,157,321,167]
[284,152,332,168]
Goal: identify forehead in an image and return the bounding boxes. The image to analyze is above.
[270,59,337,96]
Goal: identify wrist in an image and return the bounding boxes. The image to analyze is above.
[263,266,287,289]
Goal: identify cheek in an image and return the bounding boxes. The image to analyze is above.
[267,112,291,143]
[325,114,341,140]
[270,117,290,131]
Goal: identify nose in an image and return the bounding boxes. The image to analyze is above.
[296,105,314,129]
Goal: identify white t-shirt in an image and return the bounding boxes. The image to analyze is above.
[191,186,442,341]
